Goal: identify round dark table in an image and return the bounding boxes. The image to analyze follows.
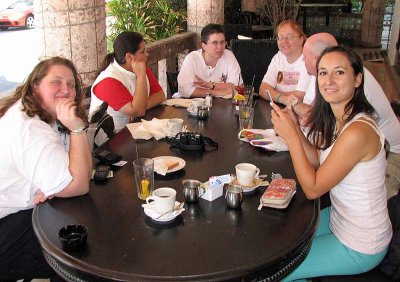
[33,98,319,281]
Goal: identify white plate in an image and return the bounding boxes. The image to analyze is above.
[152,156,186,173]
[231,177,269,193]
[142,201,185,222]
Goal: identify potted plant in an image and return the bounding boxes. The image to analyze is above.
[107,0,186,51]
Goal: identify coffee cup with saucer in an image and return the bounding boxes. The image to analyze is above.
[143,188,184,222]
[235,163,260,187]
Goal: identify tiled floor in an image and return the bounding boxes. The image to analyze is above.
[355,47,400,103]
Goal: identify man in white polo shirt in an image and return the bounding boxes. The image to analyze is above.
[291,32,400,198]
[177,23,241,98]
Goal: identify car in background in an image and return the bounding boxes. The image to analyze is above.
[0,1,34,30]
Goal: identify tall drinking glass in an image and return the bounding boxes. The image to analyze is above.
[133,158,154,200]
[243,85,253,106]
[239,105,254,131]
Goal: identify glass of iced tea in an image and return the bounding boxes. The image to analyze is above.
[133,158,154,200]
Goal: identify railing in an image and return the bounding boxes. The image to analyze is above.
[146,32,197,97]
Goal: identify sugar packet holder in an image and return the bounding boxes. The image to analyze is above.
[258,179,297,210]
[200,174,232,201]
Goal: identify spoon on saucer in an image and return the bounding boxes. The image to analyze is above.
[155,202,184,220]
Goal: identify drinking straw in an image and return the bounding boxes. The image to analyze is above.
[136,145,139,160]
[252,99,258,109]
[247,75,256,106]
[237,73,241,86]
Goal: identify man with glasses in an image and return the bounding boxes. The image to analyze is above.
[177,23,242,98]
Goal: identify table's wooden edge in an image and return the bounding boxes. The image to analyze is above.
[32,198,320,281]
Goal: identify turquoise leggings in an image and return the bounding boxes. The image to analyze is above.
[282,208,387,281]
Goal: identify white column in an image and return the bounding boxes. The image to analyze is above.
[33,0,107,86]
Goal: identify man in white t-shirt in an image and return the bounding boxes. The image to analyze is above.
[177,23,241,98]
[292,32,400,198]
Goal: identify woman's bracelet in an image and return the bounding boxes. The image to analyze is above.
[276,94,283,104]
[291,101,300,113]
[70,126,88,135]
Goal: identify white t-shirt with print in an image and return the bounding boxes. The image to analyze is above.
[262,51,311,93]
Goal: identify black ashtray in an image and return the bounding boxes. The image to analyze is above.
[58,224,88,250]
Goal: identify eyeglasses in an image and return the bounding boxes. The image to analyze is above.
[276,35,302,42]
[207,40,227,47]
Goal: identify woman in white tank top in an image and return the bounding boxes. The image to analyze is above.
[270,46,392,281]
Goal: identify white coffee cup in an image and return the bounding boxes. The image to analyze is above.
[146,187,177,213]
[235,163,260,186]
[167,118,183,136]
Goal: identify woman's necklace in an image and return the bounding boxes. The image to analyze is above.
[332,121,344,142]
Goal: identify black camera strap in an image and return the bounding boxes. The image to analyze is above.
[168,132,218,151]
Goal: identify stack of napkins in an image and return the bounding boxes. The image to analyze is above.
[126,118,169,140]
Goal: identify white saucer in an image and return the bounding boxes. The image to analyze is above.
[152,156,186,174]
[142,201,185,222]
[231,177,269,193]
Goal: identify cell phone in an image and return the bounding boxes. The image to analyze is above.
[94,165,110,182]
[95,149,122,164]
[266,89,273,103]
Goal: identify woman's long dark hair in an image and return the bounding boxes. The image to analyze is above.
[98,32,144,74]
[0,56,85,124]
[307,45,375,149]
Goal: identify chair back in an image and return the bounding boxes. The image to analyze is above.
[224,24,252,48]
[230,38,278,93]
[88,102,115,151]
[83,85,92,116]
[166,71,179,98]
[380,194,400,280]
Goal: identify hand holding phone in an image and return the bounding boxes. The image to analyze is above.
[266,89,274,104]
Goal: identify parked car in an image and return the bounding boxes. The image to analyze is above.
[0,0,34,30]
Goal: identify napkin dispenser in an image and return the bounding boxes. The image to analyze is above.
[200,174,231,201]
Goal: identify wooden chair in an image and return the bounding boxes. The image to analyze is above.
[230,38,279,93]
